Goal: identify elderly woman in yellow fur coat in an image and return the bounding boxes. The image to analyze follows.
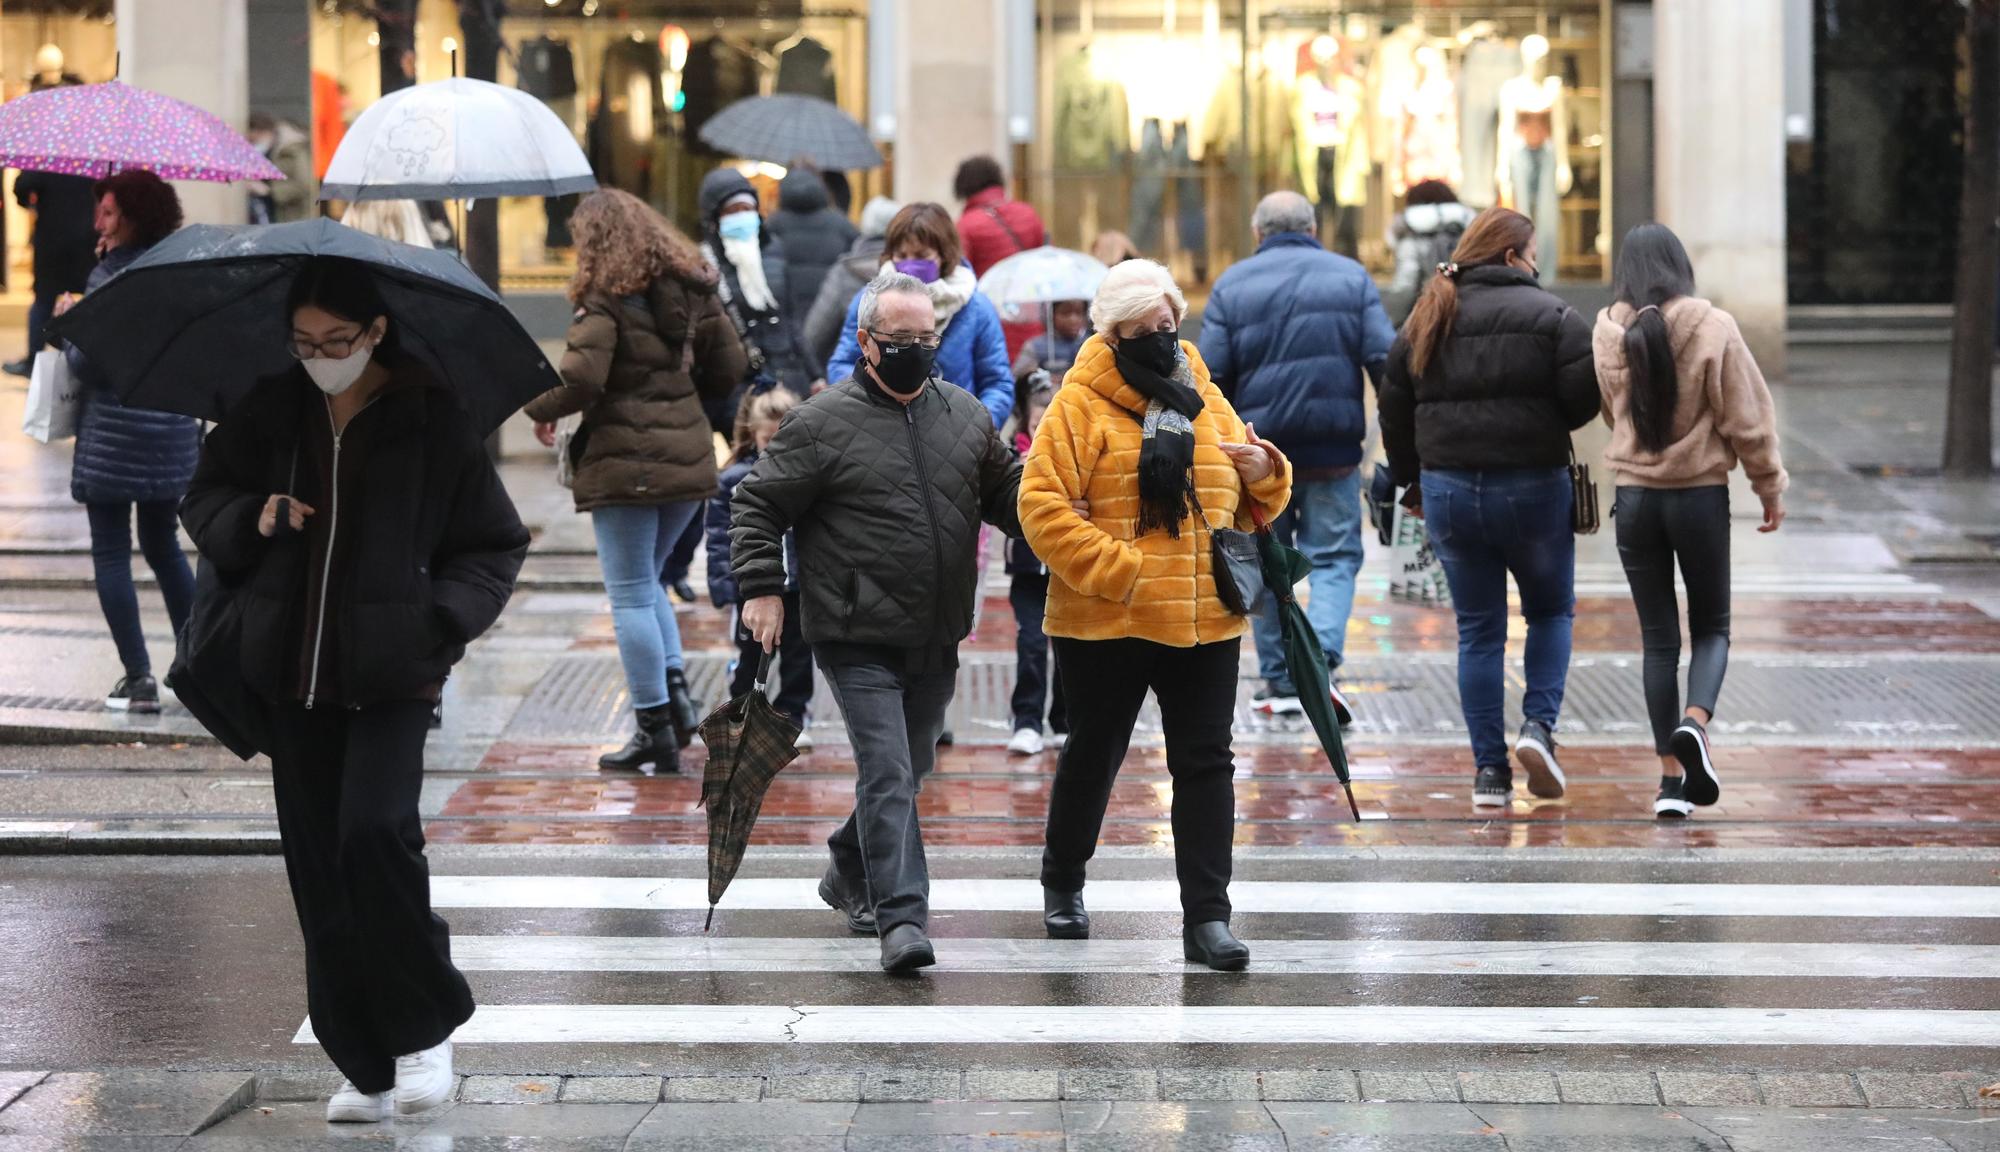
[1019,258,1292,972]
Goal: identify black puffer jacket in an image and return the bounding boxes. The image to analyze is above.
[68,244,204,505]
[1380,264,1598,486]
[698,167,816,396]
[730,372,1022,652]
[766,170,857,333]
[180,370,529,707]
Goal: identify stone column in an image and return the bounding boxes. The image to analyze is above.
[115,0,249,227]
[1654,0,1787,374]
[891,0,1008,205]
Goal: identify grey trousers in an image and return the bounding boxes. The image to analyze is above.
[821,655,956,934]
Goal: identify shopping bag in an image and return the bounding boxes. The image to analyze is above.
[1388,497,1451,607]
[22,348,80,443]
[553,412,584,488]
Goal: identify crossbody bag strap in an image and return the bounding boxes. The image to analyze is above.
[983,204,1029,254]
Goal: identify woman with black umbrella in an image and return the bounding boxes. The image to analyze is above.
[179,256,529,1124]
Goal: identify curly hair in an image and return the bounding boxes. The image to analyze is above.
[94,170,183,249]
[568,188,705,304]
[952,155,1005,202]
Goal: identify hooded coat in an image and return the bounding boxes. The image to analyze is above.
[523,253,748,512]
[766,169,857,332]
[697,168,815,395]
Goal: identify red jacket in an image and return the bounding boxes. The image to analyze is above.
[958,187,1048,360]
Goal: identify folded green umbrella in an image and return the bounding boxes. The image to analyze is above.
[696,651,803,930]
[1251,508,1359,821]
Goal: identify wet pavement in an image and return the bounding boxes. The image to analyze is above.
[1,344,1998,1146]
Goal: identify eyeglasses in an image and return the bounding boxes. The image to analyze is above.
[287,331,368,361]
[866,329,942,351]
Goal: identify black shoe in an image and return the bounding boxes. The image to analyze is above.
[936,729,955,747]
[1182,921,1249,971]
[106,674,160,714]
[1514,719,1567,799]
[1251,685,1302,716]
[1654,774,1693,819]
[1670,720,1720,806]
[665,669,701,750]
[3,358,29,378]
[879,924,936,973]
[670,579,698,605]
[598,705,678,774]
[1472,764,1512,810]
[818,865,876,935]
[1043,888,1089,940]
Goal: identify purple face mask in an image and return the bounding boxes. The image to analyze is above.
[893,257,941,284]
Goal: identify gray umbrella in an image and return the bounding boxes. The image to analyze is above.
[697,94,883,171]
[48,218,556,434]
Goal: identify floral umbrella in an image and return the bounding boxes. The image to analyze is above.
[0,80,283,182]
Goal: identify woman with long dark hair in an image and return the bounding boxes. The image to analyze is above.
[1594,223,1787,818]
[181,257,528,1122]
[1380,207,1598,810]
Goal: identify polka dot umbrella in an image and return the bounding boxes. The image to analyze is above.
[0,80,284,182]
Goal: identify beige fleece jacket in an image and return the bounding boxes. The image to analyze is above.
[1593,296,1788,499]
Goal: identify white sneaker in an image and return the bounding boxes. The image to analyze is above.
[326,1079,391,1123]
[1007,727,1045,756]
[392,1039,455,1115]
[794,728,814,753]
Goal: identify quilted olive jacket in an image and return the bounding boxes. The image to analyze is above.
[729,371,1022,651]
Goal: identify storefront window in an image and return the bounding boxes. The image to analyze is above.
[1034,1,1610,293]
[310,1,871,293]
[1,5,118,296]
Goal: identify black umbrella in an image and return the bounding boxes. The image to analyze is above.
[1251,507,1360,821]
[49,218,556,433]
[697,94,884,171]
[696,651,803,931]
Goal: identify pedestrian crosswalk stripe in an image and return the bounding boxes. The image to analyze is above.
[444,936,2000,978]
[428,877,2000,919]
[294,1005,2000,1047]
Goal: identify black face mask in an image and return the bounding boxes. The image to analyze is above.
[869,340,936,396]
[1119,328,1181,378]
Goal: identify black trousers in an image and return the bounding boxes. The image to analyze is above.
[731,589,815,726]
[1042,636,1240,924]
[269,700,473,1094]
[1009,573,1068,735]
[1613,486,1732,754]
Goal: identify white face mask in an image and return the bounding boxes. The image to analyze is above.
[302,342,374,396]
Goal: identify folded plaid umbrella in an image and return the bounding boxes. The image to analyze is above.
[696,651,803,930]
[1251,507,1360,821]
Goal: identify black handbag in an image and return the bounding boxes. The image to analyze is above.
[1570,441,1600,535]
[1193,490,1264,616]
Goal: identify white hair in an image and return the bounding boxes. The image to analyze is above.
[1252,191,1315,238]
[1089,259,1187,334]
[857,269,930,330]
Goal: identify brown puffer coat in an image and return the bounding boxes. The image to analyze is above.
[525,258,748,511]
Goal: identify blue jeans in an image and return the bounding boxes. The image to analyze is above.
[1253,469,1365,689]
[591,502,700,710]
[1420,468,1576,770]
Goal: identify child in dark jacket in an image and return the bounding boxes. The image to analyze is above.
[1006,374,1067,756]
[706,385,815,744]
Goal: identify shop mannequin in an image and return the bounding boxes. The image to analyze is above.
[1392,43,1461,196]
[1291,36,1367,257]
[1495,34,1570,281]
[1455,24,1517,209]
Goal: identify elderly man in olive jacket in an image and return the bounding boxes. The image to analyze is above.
[731,270,1022,974]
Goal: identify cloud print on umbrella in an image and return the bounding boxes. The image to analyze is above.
[380,111,453,179]
[0,80,283,182]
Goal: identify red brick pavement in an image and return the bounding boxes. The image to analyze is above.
[593,596,2000,656]
[427,743,2000,850]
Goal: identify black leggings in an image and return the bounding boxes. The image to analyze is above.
[1613,486,1731,754]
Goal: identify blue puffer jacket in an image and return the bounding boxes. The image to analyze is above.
[706,451,799,606]
[1197,231,1396,471]
[826,277,1015,429]
[67,243,203,505]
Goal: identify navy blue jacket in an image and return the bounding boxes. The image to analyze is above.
[68,244,203,505]
[707,451,799,606]
[1197,231,1395,471]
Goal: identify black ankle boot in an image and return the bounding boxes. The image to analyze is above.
[599,704,677,774]
[665,670,701,749]
[1043,887,1090,939]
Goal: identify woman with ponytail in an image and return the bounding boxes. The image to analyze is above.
[1380,207,1598,811]
[1594,223,1787,819]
